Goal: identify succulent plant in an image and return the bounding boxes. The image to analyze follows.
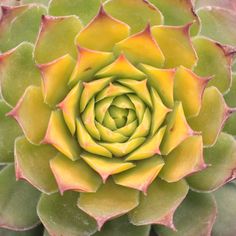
[1,0,236,235]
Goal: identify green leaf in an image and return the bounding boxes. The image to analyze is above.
[78,179,139,230]
[212,183,236,236]
[8,86,51,145]
[193,37,233,94]
[37,191,97,236]
[34,15,82,64]
[197,7,236,46]
[160,136,206,183]
[93,216,150,236]
[104,0,163,34]
[50,153,102,193]
[114,156,164,193]
[151,25,197,69]
[0,165,40,230]
[76,7,129,52]
[15,136,58,194]
[129,179,189,228]
[43,110,81,161]
[154,191,216,236]
[39,54,75,107]
[48,0,101,25]
[0,42,41,107]
[0,101,22,164]
[0,5,46,52]
[149,0,200,35]
[188,87,229,146]
[187,133,236,192]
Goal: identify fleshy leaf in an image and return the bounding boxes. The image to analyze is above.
[114,25,164,67]
[96,54,146,80]
[104,0,163,34]
[76,6,129,51]
[78,179,139,230]
[76,118,112,158]
[15,136,58,194]
[50,153,102,193]
[0,5,46,52]
[80,77,111,112]
[69,47,114,86]
[39,54,75,107]
[43,110,81,161]
[150,88,170,136]
[188,87,231,147]
[94,215,150,236]
[95,97,114,124]
[49,0,101,25]
[187,133,236,192]
[212,183,236,235]
[100,138,145,157]
[0,101,21,163]
[149,0,200,35]
[0,165,40,230]
[193,37,233,94]
[140,64,175,108]
[8,86,51,145]
[197,7,236,46]
[37,191,97,236]
[0,42,41,107]
[129,108,151,140]
[129,178,189,228]
[154,191,216,236]
[114,156,164,194]
[58,82,83,135]
[151,24,197,69]
[160,136,206,182]
[126,126,166,161]
[119,79,152,107]
[194,0,236,11]
[34,15,82,64]
[81,152,135,182]
[174,66,209,117]
[161,102,194,155]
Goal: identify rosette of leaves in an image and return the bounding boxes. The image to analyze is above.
[1,0,236,236]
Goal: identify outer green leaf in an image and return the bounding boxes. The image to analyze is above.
[129,179,189,228]
[0,42,41,107]
[193,37,233,94]
[188,87,230,146]
[187,133,236,192]
[34,15,82,64]
[0,101,21,163]
[15,136,58,194]
[93,216,150,236]
[22,0,49,5]
[8,86,51,145]
[104,0,163,34]
[197,7,236,46]
[154,191,216,236]
[212,183,236,236]
[0,165,40,230]
[37,191,97,236]
[149,0,200,35]
[78,179,139,230]
[49,0,101,25]
[0,5,46,52]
